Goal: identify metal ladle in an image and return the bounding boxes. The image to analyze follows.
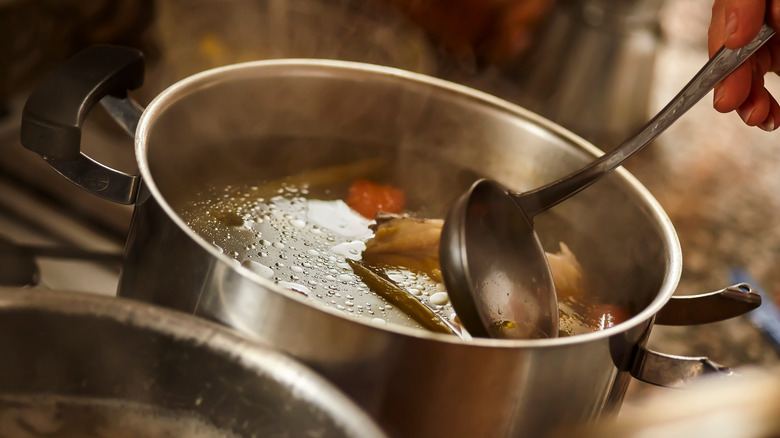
[440,24,776,339]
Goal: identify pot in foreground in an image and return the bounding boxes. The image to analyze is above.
[0,287,386,438]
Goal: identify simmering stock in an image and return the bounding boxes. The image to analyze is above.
[181,178,627,338]
[182,181,452,331]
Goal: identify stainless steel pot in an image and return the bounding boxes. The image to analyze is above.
[20,45,762,437]
[0,287,387,438]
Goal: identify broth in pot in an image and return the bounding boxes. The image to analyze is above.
[179,159,629,339]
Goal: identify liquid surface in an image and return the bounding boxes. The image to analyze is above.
[181,183,458,331]
[180,181,619,338]
[0,394,238,438]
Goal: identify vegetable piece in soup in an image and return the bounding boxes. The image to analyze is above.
[358,214,629,335]
[362,216,584,299]
[363,212,444,282]
[545,242,585,301]
[346,179,405,218]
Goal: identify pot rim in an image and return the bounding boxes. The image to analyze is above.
[135,58,683,348]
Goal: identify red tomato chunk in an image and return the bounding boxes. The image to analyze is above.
[346,179,406,219]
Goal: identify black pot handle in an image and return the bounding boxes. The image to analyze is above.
[20,45,145,205]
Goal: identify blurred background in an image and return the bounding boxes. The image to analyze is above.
[1,0,779,409]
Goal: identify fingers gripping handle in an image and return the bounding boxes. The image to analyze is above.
[20,45,145,205]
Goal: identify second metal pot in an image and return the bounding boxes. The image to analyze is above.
[0,287,386,438]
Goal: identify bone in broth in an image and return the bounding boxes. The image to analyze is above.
[180,176,627,338]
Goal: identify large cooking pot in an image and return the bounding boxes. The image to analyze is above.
[20,46,762,437]
[0,287,386,437]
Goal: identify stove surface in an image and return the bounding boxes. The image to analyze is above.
[0,173,122,295]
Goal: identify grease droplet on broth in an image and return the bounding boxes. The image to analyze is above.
[430,292,450,305]
[241,260,274,278]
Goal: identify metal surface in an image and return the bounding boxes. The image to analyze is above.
[631,349,733,388]
[22,54,766,437]
[20,45,145,205]
[632,283,761,385]
[507,0,661,147]
[441,179,559,338]
[0,287,387,438]
[41,152,140,204]
[126,60,683,438]
[100,94,145,137]
[654,282,761,325]
[439,25,773,340]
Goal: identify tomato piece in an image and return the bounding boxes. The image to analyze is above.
[346,179,405,219]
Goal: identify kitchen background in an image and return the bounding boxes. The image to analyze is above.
[1,0,779,403]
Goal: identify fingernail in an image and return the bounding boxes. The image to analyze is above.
[760,118,776,131]
[713,86,725,106]
[738,104,755,124]
[725,12,738,41]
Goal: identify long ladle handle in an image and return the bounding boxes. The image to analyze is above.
[516,23,775,218]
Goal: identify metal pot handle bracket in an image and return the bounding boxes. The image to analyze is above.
[630,282,761,387]
[20,45,145,205]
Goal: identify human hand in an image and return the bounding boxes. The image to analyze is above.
[709,0,780,131]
